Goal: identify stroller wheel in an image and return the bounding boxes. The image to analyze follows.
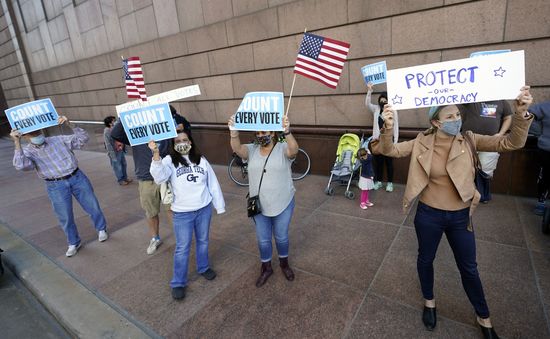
[345,190,355,200]
[325,187,335,196]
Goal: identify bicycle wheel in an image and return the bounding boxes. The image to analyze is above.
[228,155,249,186]
[291,148,310,181]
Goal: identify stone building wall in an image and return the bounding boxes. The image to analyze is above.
[0,0,549,195]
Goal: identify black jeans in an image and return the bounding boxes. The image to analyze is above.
[414,202,490,318]
[373,154,394,182]
[476,175,492,203]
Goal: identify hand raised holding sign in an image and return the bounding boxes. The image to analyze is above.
[148,139,159,152]
[57,116,69,125]
[381,104,395,129]
[148,140,161,161]
[227,115,239,138]
[515,85,533,117]
[10,129,21,141]
[10,129,21,150]
[366,82,374,91]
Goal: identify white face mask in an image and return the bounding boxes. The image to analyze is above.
[174,142,191,155]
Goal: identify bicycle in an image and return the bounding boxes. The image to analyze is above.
[228,136,311,186]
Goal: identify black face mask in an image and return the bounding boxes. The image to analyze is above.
[379,98,387,111]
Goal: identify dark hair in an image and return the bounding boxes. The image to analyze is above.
[169,105,177,115]
[357,148,367,157]
[103,116,116,127]
[378,92,388,105]
[169,129,202,168]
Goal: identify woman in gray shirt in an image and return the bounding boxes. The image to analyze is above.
[229,115,299,287]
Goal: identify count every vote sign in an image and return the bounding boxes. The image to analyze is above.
[232,92,284,131]
[361,61,387,85]
[386,50,525,110]
[4,98,59,134]
[119,103,177,146]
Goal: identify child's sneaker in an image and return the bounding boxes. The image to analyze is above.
[373,181,383,190]
[360,203,368,210]
[386,182,393,192]
[366,201,374,207]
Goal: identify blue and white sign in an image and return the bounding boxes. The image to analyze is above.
[4,98,59,134]
[469,49,511,58]
[361,61,387,85]
[118,103,177,146]
[386,50,525,110]
[232,92,284,131]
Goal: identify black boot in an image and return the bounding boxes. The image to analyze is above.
[479,325,499,339]
[255,261,273,287]
[422,306,437,331]
[279,257,295,281]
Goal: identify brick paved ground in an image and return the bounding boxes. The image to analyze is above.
[0,138,548,338]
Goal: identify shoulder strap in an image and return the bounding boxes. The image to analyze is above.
[257,144,276,194]
[463,132,482,171]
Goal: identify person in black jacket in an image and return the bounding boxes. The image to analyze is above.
[170,105,191,132]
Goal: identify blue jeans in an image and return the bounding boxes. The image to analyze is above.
[414,201,490,318]
[252,198,295,262]
[45,170,107,246]
[109,151,128,183]
[171,203,212,288]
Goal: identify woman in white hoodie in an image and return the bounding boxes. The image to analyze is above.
[149,129,225,301]
[365,82,399,192]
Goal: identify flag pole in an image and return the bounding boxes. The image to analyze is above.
[285,75,297,117]
[285,28,307,116]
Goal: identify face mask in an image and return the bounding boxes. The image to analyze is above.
[30,134,45,145]
[256,135,272,147]
[438,119,462,136]
[174,142,191,155]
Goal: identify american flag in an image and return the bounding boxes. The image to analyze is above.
[294,33,350,89]
[122,57,147,101]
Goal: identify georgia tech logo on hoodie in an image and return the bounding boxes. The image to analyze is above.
[176,164,206,178]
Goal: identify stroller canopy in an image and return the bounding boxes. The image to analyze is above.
[336,133,361,164]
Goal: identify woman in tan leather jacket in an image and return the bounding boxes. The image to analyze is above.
[371,86,533,339]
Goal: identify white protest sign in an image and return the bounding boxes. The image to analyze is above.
[386,50,525,110]
[116,85,201,115]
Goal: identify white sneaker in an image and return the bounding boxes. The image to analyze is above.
[386,182,394,192]
[66,243,81,257]
[146,238,162,255]
[98,230,108,242]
